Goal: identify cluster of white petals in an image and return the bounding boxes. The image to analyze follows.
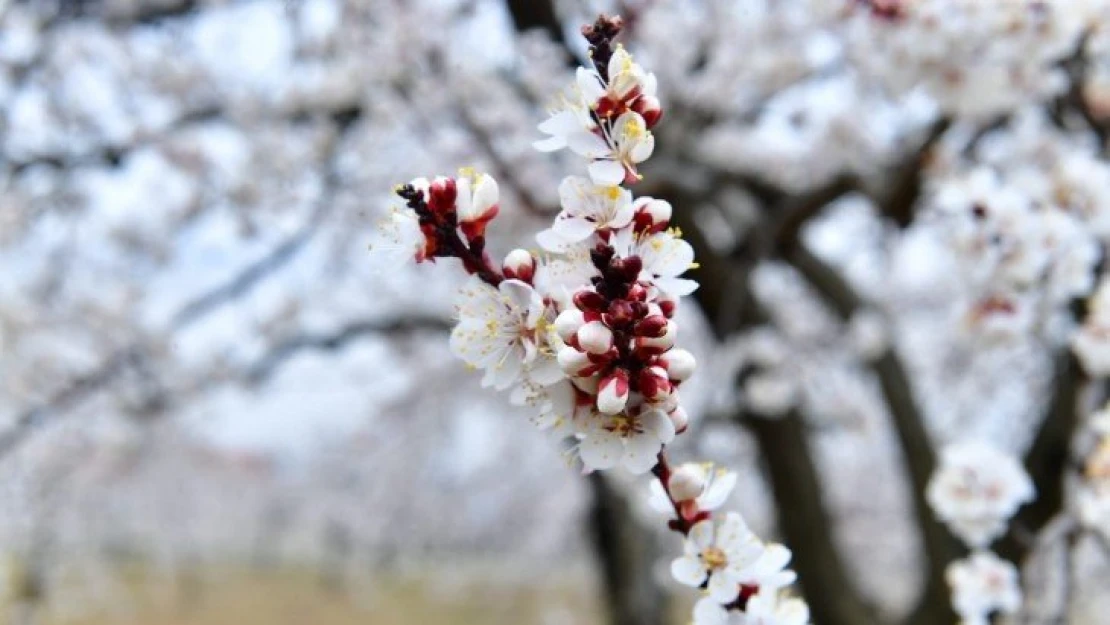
[848,1,1093,118]
[945,550,1023,625]
[927,440,1035,548]
[535,45,660,186]
[928,440,1034,622]
[925,111,1109,342]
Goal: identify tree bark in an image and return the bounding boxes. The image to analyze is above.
[586,473,669,625]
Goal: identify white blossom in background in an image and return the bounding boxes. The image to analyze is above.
[924,110,1108,343]
[945,551,1022,625]
[927,440,1035,548]
[847,1,1091,118]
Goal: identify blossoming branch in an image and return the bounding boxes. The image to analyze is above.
[371,14,809,625]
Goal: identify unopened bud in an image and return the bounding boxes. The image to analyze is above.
[554,309,586,342]
[574,289,608,313]
[660,348,696,381]
[634,315,669,338]
[577,320,614,354]
[503,249,536,283]
[557,345,592,376]
[609,256,643,282]
[635,320,676,355]
[428,176,457,215]
[657,293,678,318]
[668,463,707,501]
[633,95,663,128]
[633,197,672,233]
[667,406,689,434]
[606,299,636,327]
[638,366,672,402]
[597,369,630,414]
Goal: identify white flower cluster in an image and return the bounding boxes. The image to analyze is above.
[926,111,1108,343]
[945,550,1023,625]
[650,463,804,625]
[927,441,1035,548]
[927,440,1033,624]
[1076,404,1110,540]
[848,1,1093,118]
[372,17,811,624]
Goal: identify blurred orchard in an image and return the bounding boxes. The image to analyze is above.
[2,1,1110,624]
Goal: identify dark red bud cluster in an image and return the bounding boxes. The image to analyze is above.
[582,14,625,79]
[566,242,685,406]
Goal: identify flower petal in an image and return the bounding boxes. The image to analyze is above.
[670,556,708,587]
[622,433,663,474]
[579,432,622,472]
[707,569,741,603]
[588,160,626,186]
[688,519,715,551]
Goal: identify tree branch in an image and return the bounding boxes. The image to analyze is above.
[586,473,669,625]
[245,315,452,384]
[782,244,961,625]
[504,0,568,52]
[742,412,883,625]
[996,352,1086,565]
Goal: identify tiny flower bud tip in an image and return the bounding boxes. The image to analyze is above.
[668,464,707,501]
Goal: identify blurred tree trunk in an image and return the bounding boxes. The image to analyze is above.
[587,473,668,625]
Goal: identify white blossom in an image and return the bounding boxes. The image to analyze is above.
[693,588,810,625]
[578,408,675,474]
[449,277,550,390]
[671,512,765,603]
[945,551,1022,625]
[536,176,634,251]
[926,441,1035,548]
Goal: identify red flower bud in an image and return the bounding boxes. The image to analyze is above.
[574,289,608,313]
[633,95,663,128]
[634,315,669,338]
[427,176,457,216]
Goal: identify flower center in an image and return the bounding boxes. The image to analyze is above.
[702,547,728,571]
[605,415,642,438]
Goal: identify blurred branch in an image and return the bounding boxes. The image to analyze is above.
[0,110,362,459]
[873,118,950,228]
[782,244,961,625]
[245,315,452,384]
[586,473,669,625]
[504,0,568,53]
[742,412,883,625]
[171,107,361,329]
[0,348,139,459]
[997,352,1087,565]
